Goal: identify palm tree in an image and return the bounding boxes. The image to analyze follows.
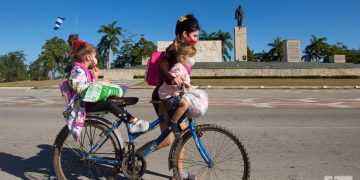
[97,21,123,69]
[214,30,233,62]
[303,35,328,62]
[199,30,216,40]
[301,49,316,62]
[255,50,270,62]
[267,37,283,61]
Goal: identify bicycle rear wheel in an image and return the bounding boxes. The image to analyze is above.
[54,117,121,180]
[172,124,250,180]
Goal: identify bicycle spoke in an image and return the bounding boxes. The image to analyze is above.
[211,166,221,180]
[63,142,83,157]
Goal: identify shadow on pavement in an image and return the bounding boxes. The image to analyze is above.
[0,144,172,180]
[0,144,55,179]
[145,169,172,179]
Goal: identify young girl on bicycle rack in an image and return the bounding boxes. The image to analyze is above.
[63,42,149,140]
[158,42,196,137]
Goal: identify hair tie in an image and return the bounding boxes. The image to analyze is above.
[179,16,188,22]
[73,40,87,50]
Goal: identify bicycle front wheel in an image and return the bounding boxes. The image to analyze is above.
[54,117,121,180]
[172,124,250,180]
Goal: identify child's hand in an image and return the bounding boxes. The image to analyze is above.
[172,76,183,86]
[93,67,100,79]
[184,82,193,90]
[102,79,111,85]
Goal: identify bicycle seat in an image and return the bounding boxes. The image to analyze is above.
[109,97,138,106]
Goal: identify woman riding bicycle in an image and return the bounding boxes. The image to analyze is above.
[139,14,200,180]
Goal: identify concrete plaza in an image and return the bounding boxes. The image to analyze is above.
[0,88,359,179]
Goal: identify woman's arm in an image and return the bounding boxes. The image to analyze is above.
[159,60,175,85]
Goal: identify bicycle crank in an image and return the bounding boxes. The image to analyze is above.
[121,152,146,179]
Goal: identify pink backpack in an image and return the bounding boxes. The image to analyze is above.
[145,52,165,86]
[145,51,192,86]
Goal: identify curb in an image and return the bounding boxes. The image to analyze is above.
[0,87,34,90]
[1,86,359,90]
[196,85,360,90]
[128,85,360,90]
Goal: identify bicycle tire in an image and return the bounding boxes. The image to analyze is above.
[54,117,121,180]
[171,124,250,180]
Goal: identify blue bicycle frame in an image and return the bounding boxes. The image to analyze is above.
[84,109,213,167]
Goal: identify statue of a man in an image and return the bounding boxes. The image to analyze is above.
[235,5,244,27]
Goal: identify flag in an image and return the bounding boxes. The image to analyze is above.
[54,17,65,30]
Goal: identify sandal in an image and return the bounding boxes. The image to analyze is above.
[129,118,149,133]
[169,121,180,138]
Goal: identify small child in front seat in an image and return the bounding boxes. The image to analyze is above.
[158,42,196,137]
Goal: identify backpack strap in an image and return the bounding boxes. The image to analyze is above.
[74,62,95,83]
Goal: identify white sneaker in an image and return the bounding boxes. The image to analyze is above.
[129,118,149,133]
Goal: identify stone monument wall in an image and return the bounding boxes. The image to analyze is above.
[283,40,301,62]
[157,41,222,62]
[329,55,346,63]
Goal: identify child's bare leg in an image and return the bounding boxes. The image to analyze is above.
[171,99,189,123]
[169,99,189,137]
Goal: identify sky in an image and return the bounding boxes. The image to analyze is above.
[0,0,359,63]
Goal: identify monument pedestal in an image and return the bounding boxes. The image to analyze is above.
[283,40,301,62]
[234,27,247,61]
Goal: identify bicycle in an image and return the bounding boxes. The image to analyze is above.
[54,93,250,179]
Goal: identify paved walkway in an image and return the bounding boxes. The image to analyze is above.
[1,89,359,109]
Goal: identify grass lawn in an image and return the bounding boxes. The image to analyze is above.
[0,80,63,87]
[190,78,360,86]
[135,78,360,87]
[1,78,359,87]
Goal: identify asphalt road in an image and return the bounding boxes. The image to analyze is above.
[0,88,359,180]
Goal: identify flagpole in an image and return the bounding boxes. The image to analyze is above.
[75,14,78,34]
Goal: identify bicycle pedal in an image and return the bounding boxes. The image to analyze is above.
[125,142,138,145]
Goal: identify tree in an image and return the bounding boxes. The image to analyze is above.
[302,35,329,62]
[267,37,283,61]
[347,49,360,64]
[130,35,156,66]
[113,31,136,68]
[199,30,216,40]
[255,50,270,62]
[114,44,134,68]
[98,21,123,69]
[301,49,316,62]
[28,55,48,80]
[215,30,233,62]
[114,33,156,67]
[247,47,256,61]
[41,37,69,79]
[0,51,28,82]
